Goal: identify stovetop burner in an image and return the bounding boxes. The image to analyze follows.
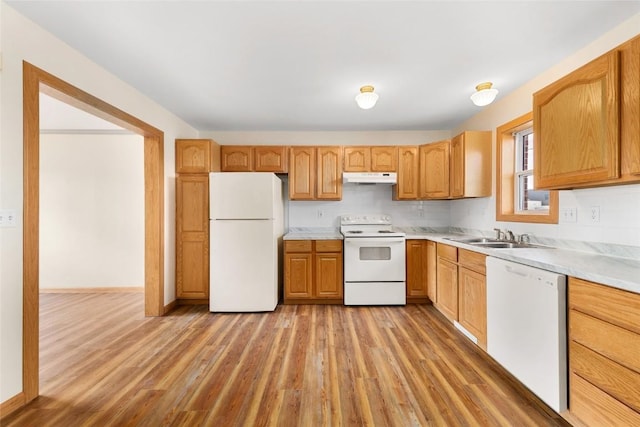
[339,214,406,238]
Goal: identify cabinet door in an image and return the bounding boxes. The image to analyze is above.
[289,147,316,200]
[436,258,458,321]
[426,240,437,303]
[406,240,428,299]
[284,253,313,299]
[396,146,419,199]
[315,253,343,299]
[254,146,288,173]
[343,146,370,172]
[221,146,253,172]
[176,175,209,299]
[450,134,464,198]
[371,146,397,172]
[534,50,620,189]
[316,147,342,200]
[458,266,487,349]
[420,141,450,199]
[176,139,211,173]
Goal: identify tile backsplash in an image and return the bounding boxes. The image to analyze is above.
[287,181,451,228]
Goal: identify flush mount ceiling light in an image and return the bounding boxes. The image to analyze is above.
[470,82,499,107]
[355,85,379,109]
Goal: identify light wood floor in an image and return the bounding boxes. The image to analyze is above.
[3,292,569,426]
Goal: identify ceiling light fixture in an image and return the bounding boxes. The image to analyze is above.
[355,85,379,110]
[470,82,499,107]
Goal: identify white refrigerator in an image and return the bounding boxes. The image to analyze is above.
[209,172,284,312]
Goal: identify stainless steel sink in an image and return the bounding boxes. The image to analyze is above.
[444,237,501,244]
[470,242,546,249]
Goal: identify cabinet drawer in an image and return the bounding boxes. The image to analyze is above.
[315,240,342,253]
[436,243,457,261]
[569,277,640,334]
[570,341,640,412]
[458,249,486,274]
[570,309,640,373]
[570,372,640,427]
[284,240,312,253]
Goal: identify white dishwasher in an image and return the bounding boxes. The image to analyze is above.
[486,257,567,413]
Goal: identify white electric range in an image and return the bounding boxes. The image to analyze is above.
[340,214,406,305]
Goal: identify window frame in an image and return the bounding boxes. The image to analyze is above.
[496,112,559,223]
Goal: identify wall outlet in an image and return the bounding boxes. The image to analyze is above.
[0,209,17,227]
[589,206,600,223]
[317,209,324,219]
[560,207,577,223]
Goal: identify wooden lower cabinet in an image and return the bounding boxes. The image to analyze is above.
[434,243,487,349]
[176,175,209,301]
[284,240,343,303]
[568,277,640,426]
[426,240,437,303]
[436,257,458,320]
[406,240,429,303]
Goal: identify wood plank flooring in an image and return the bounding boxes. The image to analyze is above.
[3,292,569,426]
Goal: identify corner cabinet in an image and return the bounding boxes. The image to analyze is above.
[420,141,450,199]
[533,34,640,189]
[450,131,492,198]
[289,146,342,200]
[568,277,640,426]
[396,146,419,200]
[284,240,343,304]
[406,240,429,303]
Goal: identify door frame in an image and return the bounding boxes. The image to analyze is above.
[22,61,165,402]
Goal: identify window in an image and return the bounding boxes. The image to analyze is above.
[496,112,558,223]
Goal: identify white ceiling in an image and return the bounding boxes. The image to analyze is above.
[9,1,640,132]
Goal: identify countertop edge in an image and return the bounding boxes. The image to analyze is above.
[406,232,640,295]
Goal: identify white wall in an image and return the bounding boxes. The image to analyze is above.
[0,3,198,402]
[451,13,640,247]
[39,133,144,289]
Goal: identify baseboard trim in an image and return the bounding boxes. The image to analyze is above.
[0,391,25,420]
[40,287,144,293]
[164,300,178,314]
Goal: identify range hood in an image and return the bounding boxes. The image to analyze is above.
[343,172,397,184]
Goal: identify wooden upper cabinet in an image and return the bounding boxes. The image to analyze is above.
[289,147,316,200]
[450,131,492,199]
[316,147,342,200]
[176,139,212,173]
[343,146,397,172]
[619,35,640,180]
[371,146,397,172]
[343,146,371,172]
[420,140,450,199]
[396,146,419,200]
[534,50,620,189]
[450,135,464,198]
[254,146,288,173]
[221,146,253,172]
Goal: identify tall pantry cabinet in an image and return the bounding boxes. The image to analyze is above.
[175,139,220,303]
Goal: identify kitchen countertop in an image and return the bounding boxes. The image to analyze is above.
[284,227,343,241]
[402,229,640,295]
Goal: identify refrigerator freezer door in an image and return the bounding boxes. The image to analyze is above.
[210,172,280,220]
[210,219,278,312]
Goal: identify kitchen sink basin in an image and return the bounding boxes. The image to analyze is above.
[470,242,546,249]
[444,237,501,244]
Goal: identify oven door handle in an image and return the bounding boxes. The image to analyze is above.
[345,238,406,245]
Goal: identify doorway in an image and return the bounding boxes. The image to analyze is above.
[23,62,165,402]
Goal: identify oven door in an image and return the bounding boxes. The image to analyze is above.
[343,237,406,282]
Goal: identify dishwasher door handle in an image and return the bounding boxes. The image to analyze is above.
[505,265,528,277]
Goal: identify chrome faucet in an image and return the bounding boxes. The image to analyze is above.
[493,228,505,241]
[519,233,531,244]
[505,230,515,242]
